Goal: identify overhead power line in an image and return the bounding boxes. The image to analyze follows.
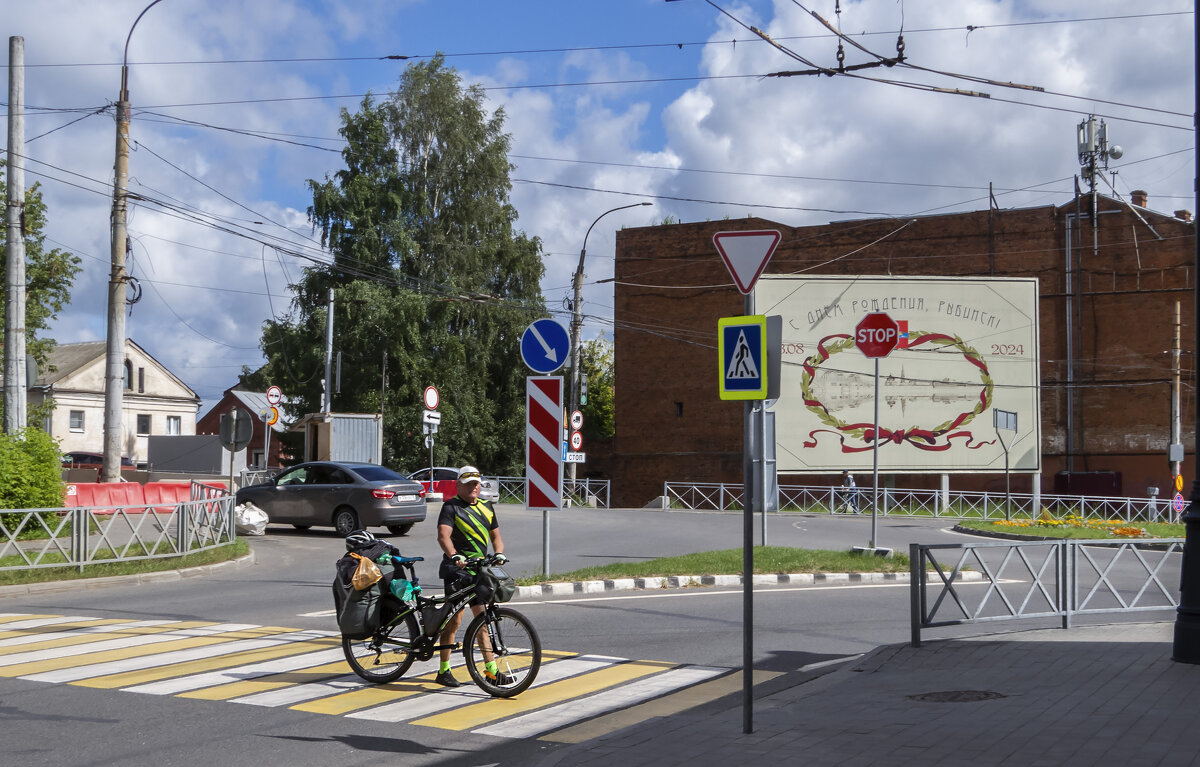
[5,10,1187,69]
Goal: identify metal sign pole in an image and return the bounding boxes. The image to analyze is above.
[742,292,755,735]
[871,358,880,550]
[229,409,238,492]
[759,402,768,546]
[543,509,550,578]
[262,412,271,470]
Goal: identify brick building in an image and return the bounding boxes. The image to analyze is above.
[196,387,289,469]
[608,194,1195,508]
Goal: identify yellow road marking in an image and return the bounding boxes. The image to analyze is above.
[541,668,782,744]
[180,660,351,700]
[0,618,126,640]
[0,614,54,625]
[289,674,447,715]
[288,650,580,715]
[414,659,675,731]
[0,621,214,656]
[0,626,278,677]
[72,637,339,689]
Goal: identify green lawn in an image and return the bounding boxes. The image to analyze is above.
[517,545,910,585]
[0,538,250,586]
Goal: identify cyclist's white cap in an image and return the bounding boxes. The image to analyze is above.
[457,465,482,484]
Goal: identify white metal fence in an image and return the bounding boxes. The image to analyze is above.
[909,539,1184,645]
[491,476,611,508]
[664,481,1177,523]
[1,481,236,572]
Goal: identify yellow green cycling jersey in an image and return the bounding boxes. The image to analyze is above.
[437,495,498,558]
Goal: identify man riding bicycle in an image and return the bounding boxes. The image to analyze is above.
[434,465,509,687]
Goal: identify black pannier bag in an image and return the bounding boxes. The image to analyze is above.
[332,554,394,639]
[475,564,516,603]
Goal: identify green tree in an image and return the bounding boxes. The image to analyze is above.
[0,427,64,530]
[0,160,82,427]
[580,334,614,440]
[244,56,544,475]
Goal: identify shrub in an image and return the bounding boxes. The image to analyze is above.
[0,428,65,534]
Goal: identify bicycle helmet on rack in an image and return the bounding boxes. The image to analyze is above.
[345,529,376,551]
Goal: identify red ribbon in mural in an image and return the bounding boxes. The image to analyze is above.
[799,331,995,453]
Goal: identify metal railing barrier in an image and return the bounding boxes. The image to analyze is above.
[909,539,1184,646]
[664,480,1179,522]
[489,476,611,509]
[1,485,237,573]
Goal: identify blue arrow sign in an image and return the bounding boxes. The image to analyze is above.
[521,318,571,374]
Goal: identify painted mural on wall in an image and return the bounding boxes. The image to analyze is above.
[755,276,1041,473]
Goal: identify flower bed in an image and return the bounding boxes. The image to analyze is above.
[991,514,1147,538]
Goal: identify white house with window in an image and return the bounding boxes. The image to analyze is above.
[27,339,200,464]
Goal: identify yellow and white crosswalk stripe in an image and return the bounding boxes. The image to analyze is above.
[0,613,735,741]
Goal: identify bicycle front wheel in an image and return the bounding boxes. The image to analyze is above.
[343,612,419,683]
[463,606,541,698]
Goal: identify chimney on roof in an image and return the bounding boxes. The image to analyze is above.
[1175,210,1193,223]
[1131,189,1148,207]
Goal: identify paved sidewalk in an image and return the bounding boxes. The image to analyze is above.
[531,620,1200,767]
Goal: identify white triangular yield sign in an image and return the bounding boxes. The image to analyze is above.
[725,330,760,379]
[713,230,782,294]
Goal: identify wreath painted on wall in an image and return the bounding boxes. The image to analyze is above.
[799,331,995,453]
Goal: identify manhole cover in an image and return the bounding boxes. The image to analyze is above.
[907,690,1006,703]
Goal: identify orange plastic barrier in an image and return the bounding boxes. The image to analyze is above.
[63,482,153,512]
[63,481,227,513]
[143,482,196,513]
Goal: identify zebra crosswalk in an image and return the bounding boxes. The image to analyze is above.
[0,613,733,740]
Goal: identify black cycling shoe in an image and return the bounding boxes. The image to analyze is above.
[486,670,516,686]
[434,670,461,688]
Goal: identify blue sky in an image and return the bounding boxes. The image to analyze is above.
[3,1,1194,415]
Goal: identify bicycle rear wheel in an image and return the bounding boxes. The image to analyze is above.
[462,606,541,698]
[343,612,419,683]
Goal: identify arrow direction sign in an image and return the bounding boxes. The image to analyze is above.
[521,319,571,374]
[713,230,782,294]
[423,409,441,425]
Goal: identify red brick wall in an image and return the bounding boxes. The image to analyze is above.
[610,201,1195,507]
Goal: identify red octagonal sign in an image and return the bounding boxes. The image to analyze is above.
[855,312,900,358]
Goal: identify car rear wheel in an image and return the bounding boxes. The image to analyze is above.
[333,507,359,536]
[386,523,413,536]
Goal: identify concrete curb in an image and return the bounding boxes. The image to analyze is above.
[0,549,258,599]
[512,569,984,600]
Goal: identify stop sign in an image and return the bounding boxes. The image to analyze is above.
[855,312,900,358]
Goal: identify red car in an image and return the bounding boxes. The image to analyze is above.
[406,466,499,502]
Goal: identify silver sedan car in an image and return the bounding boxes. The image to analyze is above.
[235,461,426,536]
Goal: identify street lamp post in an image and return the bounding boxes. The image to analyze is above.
[568,202,652,489]
[102,0,167,482]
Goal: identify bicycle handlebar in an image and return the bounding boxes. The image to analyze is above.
[464,554,506,568]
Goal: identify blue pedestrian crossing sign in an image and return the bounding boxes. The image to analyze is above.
[718,315,768,400]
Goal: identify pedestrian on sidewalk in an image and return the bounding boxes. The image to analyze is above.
[841,470,859,513]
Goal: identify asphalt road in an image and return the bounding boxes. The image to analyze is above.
[0,507,1177,767]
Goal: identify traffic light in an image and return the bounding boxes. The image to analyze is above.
[580,374,588,406]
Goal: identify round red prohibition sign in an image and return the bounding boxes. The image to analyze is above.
[570,430,584,451]
[855,312,900,358]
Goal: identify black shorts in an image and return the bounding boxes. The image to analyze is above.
[439,560,482,606]
[443,576,484,607]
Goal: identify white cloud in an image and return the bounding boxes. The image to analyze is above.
[4,0,1193,413]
